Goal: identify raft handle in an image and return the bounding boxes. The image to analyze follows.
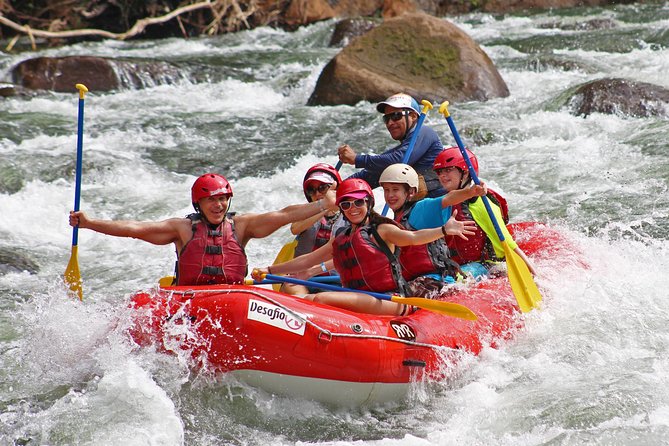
[402,359,427,368]
[318,330,333,343]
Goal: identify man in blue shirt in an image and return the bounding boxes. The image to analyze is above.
[337,93,445,197]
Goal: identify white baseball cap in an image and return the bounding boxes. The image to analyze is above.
[305,171,337,185]
[376,93,420,114]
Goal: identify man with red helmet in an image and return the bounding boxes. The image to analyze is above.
[432,147,536,277]
[336,93,445,198]
[252,178,473,315]
[69,173,337,286]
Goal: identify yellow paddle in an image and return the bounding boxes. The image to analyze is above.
[438,101,542,313]
[260,272,477,320]
[64,84,88,300]
[270,238,298,291]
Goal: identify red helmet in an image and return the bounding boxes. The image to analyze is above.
[302,163,342,202]
[191,173,233,205]
[432,146,479,175]
[336,178,374,206]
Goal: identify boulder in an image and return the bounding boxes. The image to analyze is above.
[12,56,121,92]
[11,56,190,92]
[565,78,669,118]
[329,18,378,47]
[0,83,17,97]
[283,0,382,29]
[308,12,509,107]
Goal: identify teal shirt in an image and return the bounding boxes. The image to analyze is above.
[406,196,452,230]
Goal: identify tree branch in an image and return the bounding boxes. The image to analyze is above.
[0,1,217,44]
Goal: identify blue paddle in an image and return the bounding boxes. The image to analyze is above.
[64,83,88,300]
[438,101,542,313]
[260,273,476,320]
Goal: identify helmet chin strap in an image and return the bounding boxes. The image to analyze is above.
[459,171,473,189]
[402,113,416,140]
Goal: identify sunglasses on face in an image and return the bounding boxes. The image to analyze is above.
[307,183,331,195]
[339,198,367,211]
[435,166,460,175]
[382,110,411,124]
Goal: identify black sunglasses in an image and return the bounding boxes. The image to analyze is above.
[339,198,367,211]
[306,183,331,195]
[382,110,411,124]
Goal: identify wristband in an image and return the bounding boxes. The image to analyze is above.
[320,262,328,273]
[441,225,447,237]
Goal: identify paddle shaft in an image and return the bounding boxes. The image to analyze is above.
[442,112,506,241]
[248,275,340,285]
[439,102,542,312]
[263,273,477,320]
[71,90,86,246]
[265,273,396,301]
[381,100,433,216]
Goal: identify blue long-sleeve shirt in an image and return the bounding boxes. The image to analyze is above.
[348,124,445,197]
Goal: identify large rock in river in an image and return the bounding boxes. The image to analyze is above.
[563,78,669,118]
[308,13,509,106]
[11,56,190,92]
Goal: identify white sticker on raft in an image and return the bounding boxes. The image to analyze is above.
[247,299,306,336]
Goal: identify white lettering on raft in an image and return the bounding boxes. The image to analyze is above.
[247,299,306,336]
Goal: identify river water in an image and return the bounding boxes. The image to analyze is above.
[1,3,669,445]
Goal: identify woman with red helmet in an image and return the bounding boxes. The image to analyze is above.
[252,178,474,316]
[432,147,536,277]
[279,163,342,295]
[69,172,338,286]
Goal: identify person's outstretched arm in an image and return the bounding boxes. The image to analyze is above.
[235,190,337,244]
[252,239,334,279]
[69,211,187,246]
[290,211,327,235]
[440,183,487,208]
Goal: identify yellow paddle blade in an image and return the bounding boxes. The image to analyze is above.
[390,295,477,320]
[158,276,176,287]
[64,245,82,300]
[270,239,298,292]
[502,241,542,313]
[273,239,297,265]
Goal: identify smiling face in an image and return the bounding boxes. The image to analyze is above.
[381,183,410,212]
[339,198,368,225]
[198,194,230,225]
[436,166,467,192]
[383,105,417,141]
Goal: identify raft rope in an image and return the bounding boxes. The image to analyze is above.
[162,287,460,352]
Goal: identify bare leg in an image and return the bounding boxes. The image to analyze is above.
[306,291,405,315]
[279,282,310,295]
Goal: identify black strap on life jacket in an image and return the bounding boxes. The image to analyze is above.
[369,225,411,297]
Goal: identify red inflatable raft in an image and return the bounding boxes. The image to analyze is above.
[128,222,572,405]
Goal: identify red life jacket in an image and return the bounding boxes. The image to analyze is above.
[177,214,248,285]
[447,189,509,265]
[332,222,409,295]
[396,202,453,280]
